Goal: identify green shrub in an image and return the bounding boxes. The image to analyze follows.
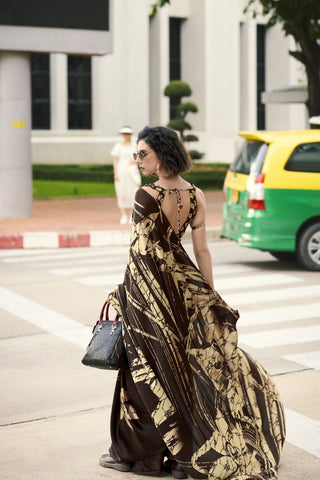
[184,134,199,142]
[32,163,230,198]
[164,80,192,98]
[189,150,204,160]
[167,118,191,133]
[177,102,198,114]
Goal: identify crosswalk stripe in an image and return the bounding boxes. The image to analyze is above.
[39,254,127,269]
[77,272,304,288]
[2,251,108,263]
[240,325,320,348]
[0,286,91,349]
[0,248,59,258]
[215,273,301,291]
[282,350,320,370]
[47,262,257,278]
[238,303,320,327]
[48,264,126,276]
[222,285,320,307]
[212,264,258,275]
[48,262,258,277]
[78,273,125,286]
[285,408,320,458]
[1,247,128,263]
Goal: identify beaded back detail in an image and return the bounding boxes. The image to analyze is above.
[146,183,197,239]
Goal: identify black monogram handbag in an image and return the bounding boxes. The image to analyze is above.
[82,300,129,370]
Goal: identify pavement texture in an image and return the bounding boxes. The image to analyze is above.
[0,190,225,249]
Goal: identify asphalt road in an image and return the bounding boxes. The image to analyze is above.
[0,241,319,479]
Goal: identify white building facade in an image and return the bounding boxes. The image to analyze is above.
[31,0,308,165]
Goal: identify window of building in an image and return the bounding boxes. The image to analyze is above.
[285,143,320,173]
[169,17,182,119]
[68,56,92,129]
[257,25,266,130]
[31,53,50,129]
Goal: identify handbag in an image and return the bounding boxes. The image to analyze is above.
[81,300,129,370]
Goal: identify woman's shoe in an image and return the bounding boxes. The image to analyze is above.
[99,454,131,472]
[120,215,127,225]
[163,459,188,479]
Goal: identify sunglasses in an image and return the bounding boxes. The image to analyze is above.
[133,150,152,161]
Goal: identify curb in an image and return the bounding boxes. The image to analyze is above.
[0,227,222,249]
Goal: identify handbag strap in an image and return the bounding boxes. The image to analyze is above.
[99,301,119,325]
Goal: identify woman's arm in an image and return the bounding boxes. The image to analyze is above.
[113,157,119,182]
[190,189,214,289]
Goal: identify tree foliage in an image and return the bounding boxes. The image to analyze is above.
[164,80,203,159]
[245,0,320,118]
[164,80,192,98]
[150,0,171,17]
[177,102,198,115]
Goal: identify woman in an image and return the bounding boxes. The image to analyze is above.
[100,126,285,479]
[111,126,141,224]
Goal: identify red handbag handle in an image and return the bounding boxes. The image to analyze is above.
[99,301,119,325]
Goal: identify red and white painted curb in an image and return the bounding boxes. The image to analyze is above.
[0,230,132,249]
[0,227,221,249]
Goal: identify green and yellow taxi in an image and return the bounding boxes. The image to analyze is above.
[222,130,320,270]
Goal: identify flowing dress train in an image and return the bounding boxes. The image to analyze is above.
[108,184,286,480]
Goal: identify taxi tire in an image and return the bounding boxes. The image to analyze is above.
[297,222,320,271]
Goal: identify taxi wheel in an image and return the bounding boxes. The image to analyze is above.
[297,222,320,271]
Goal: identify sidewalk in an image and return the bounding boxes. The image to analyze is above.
[0,191,225,249]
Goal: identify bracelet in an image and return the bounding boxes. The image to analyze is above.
[191,222,206,230]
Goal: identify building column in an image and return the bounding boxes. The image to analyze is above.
[0,52,32,219]
[149,9,170,125]
[240,20,257,130]
[50,53,68,131]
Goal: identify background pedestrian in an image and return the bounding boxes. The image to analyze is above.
[110,126,141,224]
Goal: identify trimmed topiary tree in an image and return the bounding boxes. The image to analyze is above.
[164,80,203,160]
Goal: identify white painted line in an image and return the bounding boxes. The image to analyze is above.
[285,408,320,458]
[0,248,60,257]
[222,285,320,308]
[239,303,320,327]
[23,232,59,249]
[212,264,258,275]
[90,230,130,247]
[77,273,125,286]
[3,250,110,263]
[2,247,129,263]
[36,255,128,269]
[282,350,320,370]
[240,325,320,348]
[0,286,91,348]
[49,264,126,276]
[215,273,302,291]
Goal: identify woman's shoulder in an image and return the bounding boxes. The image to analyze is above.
[195,185,204,194]
[134,186,159,218]
[138,184,159,200]
[135,185,156,198]
[110,142,121,155]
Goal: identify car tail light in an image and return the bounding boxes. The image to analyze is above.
[248,173,265,210]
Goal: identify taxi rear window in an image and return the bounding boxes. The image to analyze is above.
[285,142,320,173]
[231,140,268,175]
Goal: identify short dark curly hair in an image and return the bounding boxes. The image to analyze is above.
[137,126,192,176]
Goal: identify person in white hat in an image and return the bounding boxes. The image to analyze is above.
[110,126,141,224]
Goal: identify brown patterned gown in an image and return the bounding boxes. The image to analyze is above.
[108,184,286,480]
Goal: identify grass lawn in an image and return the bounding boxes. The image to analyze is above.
[33,180,116,198]
[32,163,229,199]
